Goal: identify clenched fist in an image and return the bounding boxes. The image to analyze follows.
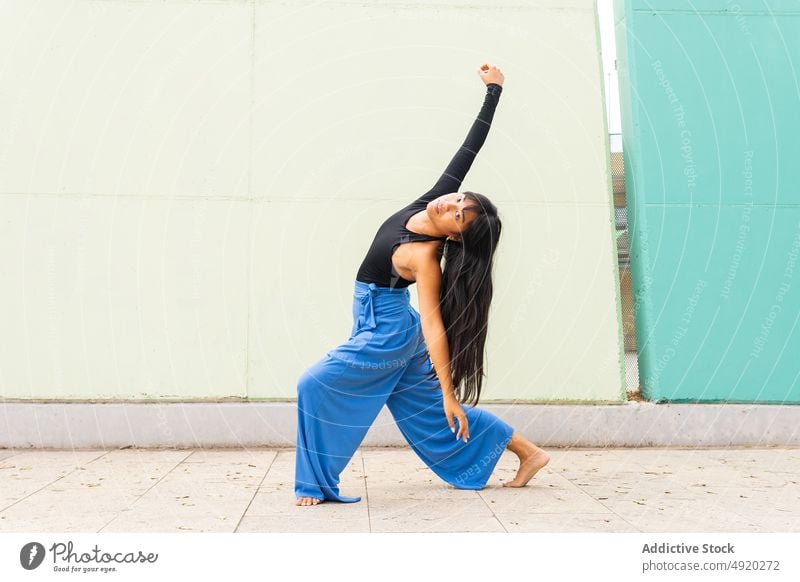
[477,63,504,87]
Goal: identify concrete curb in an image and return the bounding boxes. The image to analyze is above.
[1,401,799,448]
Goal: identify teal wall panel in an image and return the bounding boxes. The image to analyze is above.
[633,11,800,206]
[639,205,800,402]
[615,0,800,402]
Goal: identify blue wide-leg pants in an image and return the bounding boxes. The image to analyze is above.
[294,280,515,502]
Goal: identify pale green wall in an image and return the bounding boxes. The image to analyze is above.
[0,0,624,402]
[615,0,800,402]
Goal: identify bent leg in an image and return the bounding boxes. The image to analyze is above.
[295,351,406,503]
[385,344,514,491]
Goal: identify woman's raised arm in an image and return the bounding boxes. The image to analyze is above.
[424,64,505,199]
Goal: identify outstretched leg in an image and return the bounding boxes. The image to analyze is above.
[502,431,550,487]
[295,350,408,505]
[295,281,423,506]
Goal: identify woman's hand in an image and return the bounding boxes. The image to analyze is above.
[477,63,504,87]
[443,393,470,443]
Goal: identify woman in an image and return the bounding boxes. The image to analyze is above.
[295,64,549,506]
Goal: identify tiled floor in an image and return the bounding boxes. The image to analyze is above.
[0,447,797,533]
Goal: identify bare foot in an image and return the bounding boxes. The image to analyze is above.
[503,432,550,488]
[295,496,323,506]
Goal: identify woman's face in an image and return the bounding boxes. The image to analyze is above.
[426,192,478,240]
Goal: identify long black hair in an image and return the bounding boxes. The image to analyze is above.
[439,191,502,407]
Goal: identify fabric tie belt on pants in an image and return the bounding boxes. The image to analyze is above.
[353,280,411,333]
[357,282,379,331]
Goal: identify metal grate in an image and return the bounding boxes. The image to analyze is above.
[610,148,640,394]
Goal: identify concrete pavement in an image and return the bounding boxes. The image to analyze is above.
[0,446,798,533]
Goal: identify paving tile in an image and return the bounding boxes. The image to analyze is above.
[102,515,239,533]
[480,478,615,515]
[363,448,444,479]
[500,512,640,533]
[711,486,800,531]
[616,452,792,486]
[237,512,370,533]
[614,447,800,467]
[599,493,765,533]
[0,449,191,532]
[98,450,274,532]
[566,478,726,502]
[368,498,504,533]
[180,448,279,466]
[742,514,800,532]
[0,447,797,533]
[723,511,799,532]
[367,481,474,501]
[684,483,799,505]
[0,511,118,533]
[555,465,665,484]
[0,450,109,510]
[363,449,468,500]
[631,511,765,533]
[557,453,793,499]
[546,448,629,460]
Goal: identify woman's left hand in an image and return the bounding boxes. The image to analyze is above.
[443,394,469,443]
[477,63,504,87]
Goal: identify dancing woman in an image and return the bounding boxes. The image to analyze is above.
[295,64,549,506]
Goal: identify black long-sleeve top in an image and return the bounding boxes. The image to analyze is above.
[355,82,503,289]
